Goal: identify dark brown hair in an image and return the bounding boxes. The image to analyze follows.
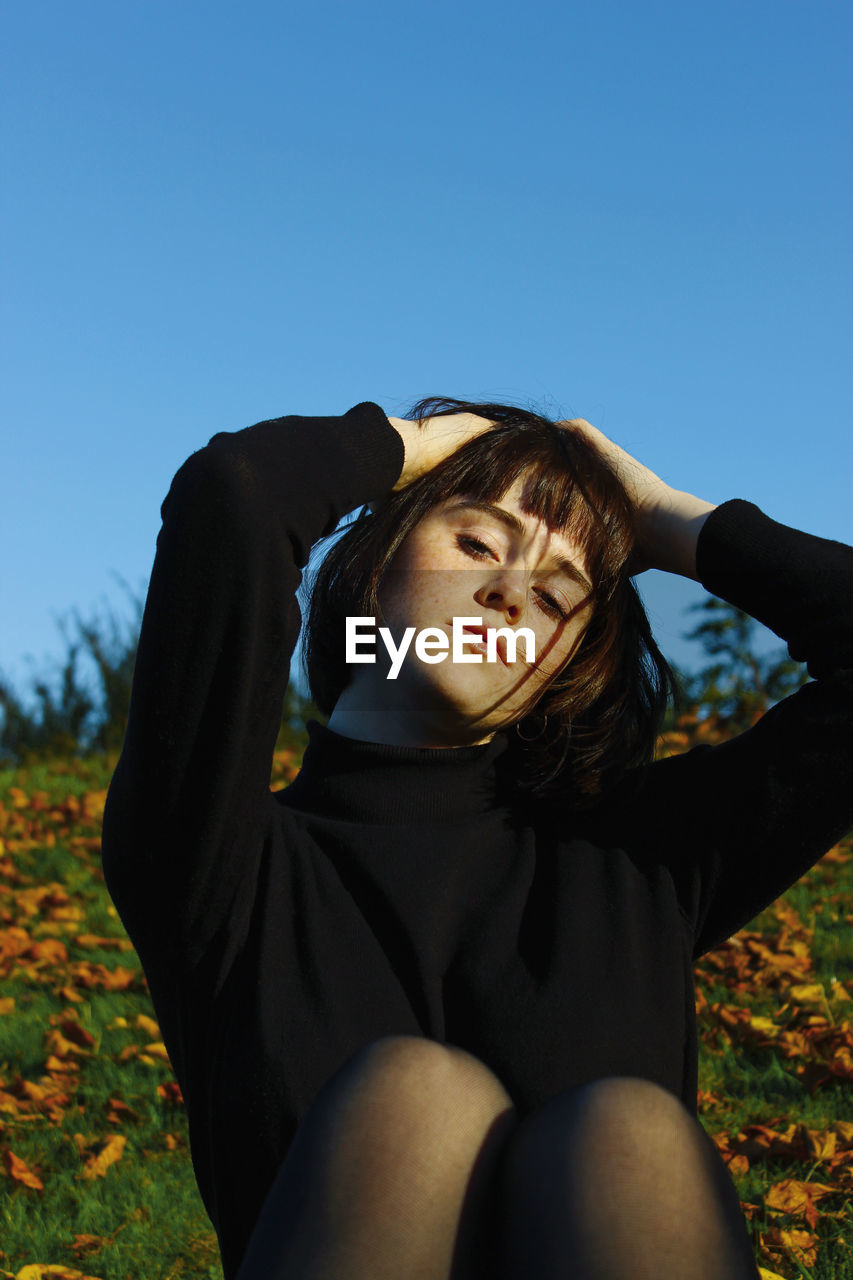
[300,397,681,812]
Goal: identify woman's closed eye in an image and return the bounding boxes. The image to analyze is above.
[455,535,570,620]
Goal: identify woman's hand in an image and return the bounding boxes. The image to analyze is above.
[368,413,497,513]
[558,418,718,580]
[388,413,497,490]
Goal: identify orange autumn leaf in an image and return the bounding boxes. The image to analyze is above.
[45,1029,91,1060]
[50,903,86,924]
[70,1231,110,1255]
[788,982,830,1004]
[68,835,102,855]
[0,1088,23,1114]
[58,1019,96,1049]
[105,1102,138,1127]
[832,1120,853,1147]
[139,1041,171,1065]
[72,934,132,952]
[135,1013,160,1039]
[6,1076,72,1125]
[732,1120,808,1163]
[828,1044,853,1075]
[764,1177,837,1230]
[760,1225,820,1269]
[0,926,32,960]
[44,1054,79,1075]
[796,1124,837,1161]
[2,1147,44,1190]
[81,789,107,820]
[79,1132,127,1180]
[16,1268,104,1280]
[68,961,138,990]
[13,1078,51,1105]
[13,884,71,917]
[26,938,69,964]
[157,1080,184,1105]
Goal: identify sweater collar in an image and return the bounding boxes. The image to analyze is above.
[280,718,512,824]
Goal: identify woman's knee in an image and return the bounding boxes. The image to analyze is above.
[567,1073,691,1135]
[498,1075,695,1191]
[492,1077,761,1280]
[526,1073,687,1132]
[337,1034,513,1106]
[307,1035,518,1163]
[496,1073,751,1239]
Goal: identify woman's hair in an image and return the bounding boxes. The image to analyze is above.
[301,397,682,812]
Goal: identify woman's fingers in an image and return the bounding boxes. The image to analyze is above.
[557,418,672,516]
[559,419,719,579]
[388,413,496,492]
[557,418,680,577]
[366,413,496,513]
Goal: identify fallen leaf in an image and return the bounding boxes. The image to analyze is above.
[16,1267,104,1280]
[764,1178,837,1230]
[79,1133,126,1180]
[759,1224,820,1270]
[57,1019,96,1049]
[134,1013,160,1039]
[2,1148,44,1190]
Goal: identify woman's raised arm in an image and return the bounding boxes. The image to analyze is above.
[101,403,405,980]
[555,418,852,959]
[595,494,853,960]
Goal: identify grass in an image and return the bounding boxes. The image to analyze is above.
[0,747,851,1280]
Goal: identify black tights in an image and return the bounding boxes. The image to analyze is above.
[235,1036,760,1280]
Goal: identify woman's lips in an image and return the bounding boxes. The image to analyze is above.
[454,624,510,666]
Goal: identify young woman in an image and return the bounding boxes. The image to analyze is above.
[101,398,853,1280]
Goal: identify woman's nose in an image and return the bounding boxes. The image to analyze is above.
[475,571,525,617]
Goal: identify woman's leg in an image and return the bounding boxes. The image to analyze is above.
[235,1034,519,1280]
[492,1075,761,1280]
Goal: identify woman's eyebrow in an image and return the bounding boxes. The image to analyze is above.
[445,499,593,594]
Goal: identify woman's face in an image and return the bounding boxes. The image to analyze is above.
[369,473,595,744]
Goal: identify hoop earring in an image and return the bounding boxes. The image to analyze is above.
[515,714,549,742]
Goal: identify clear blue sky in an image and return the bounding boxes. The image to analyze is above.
[2,0,851,711]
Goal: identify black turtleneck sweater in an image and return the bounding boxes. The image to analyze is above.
[101,403,853,1279]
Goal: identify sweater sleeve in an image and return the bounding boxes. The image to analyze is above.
[101,402,405,975]
[623,499,853,961]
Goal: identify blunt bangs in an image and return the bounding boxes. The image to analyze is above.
[402,397,636,605]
